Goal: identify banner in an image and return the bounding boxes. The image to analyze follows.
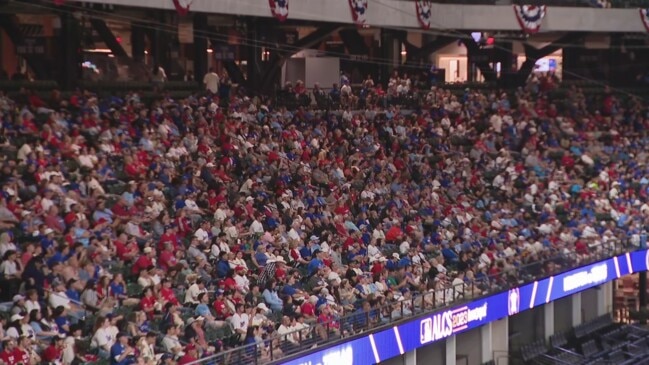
[348,0,369,26]
[269,0,289,22]
[415,1,433,29]
[513,5,547,34]
[284,249,646,365]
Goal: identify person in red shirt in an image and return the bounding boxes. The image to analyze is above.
[300,297,317,320]
[14,336,32,365]
[177,343,199,365]
[159,243,178,271]
[41,336,65,364]
[0,339,18,365]
[131,247,155,276]
[274,257,287,281]
[159,225,181,251]
[159,278,180,307]
[114,235,139,263]
[140,286,157,318]
[212,289,230,320]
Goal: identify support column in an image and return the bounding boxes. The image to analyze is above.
[149,11,170,73]
[498,41,514,87]
[59,12,80,89]
[493,317,509,365]
[404,347,416,365]
[640,273,647,309]
[481,323,493,364]
[446,335,456,365]
[193,13,208,86]
[380,29,399,84]
[544,302,555,341]
[131,23,146,63]
[572,292,582,327]
[246,18,261,91]
[597,282,612,316]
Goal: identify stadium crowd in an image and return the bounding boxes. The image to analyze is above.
[0,70,645,365]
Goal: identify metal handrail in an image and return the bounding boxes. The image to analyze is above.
[186,242,633,365]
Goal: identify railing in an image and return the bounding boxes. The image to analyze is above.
[186,242,633,365]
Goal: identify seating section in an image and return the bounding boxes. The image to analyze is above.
[520,314,649,365]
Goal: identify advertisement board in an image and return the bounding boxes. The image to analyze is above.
[282,249,647,365]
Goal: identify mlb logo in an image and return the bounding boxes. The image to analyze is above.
[420,318,433,344]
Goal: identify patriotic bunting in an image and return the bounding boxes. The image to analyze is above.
[640,8,649,32]
[415,0,433,30]
[349,0,369,26]
[590,0,611,8]
[173,0,193,16]
[269,0,289,22]
[513,5,547,34]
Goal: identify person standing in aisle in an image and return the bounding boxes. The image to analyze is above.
[203,67,220,95]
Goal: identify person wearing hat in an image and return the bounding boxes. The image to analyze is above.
[177,343,198,365]
[306,250,324,277]
[131,246,155,276]
[160,352,176,365]
[10,294,26,315]
[110,332,135,365]
[233,265,250,294]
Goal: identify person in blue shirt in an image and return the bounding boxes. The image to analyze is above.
[306,250,324,277]
[110,332,135,365]
[195,293,212,317]
[52,306,70,335]
[262,280,284,312]
[65,279,81,303]
[215,252,231,278]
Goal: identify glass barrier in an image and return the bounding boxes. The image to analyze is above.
[185,242,634,365]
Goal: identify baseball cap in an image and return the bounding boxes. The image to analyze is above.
[12,294,25,303]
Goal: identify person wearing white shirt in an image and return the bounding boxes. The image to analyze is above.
[203,68,220,94]
[91,317,115,357]
[184,279,207,305]
[277,316,299,345]
[214,208,228,223]
[194,225,211,244]
[250,219,264,235]
[230,304,250,341]
[367,241,382,262]
[399,241,410,255]
[218,239,231,254]
[234,272,250,294]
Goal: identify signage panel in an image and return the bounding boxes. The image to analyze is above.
[282,250,647,365]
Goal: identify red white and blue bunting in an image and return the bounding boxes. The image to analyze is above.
[415,0,433,29]
[269,0,289,22]
[349,0,369,26]
[513,5,546,34]
[590,0,610,8]
[173,0,193,16]
[640,8,649,32]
